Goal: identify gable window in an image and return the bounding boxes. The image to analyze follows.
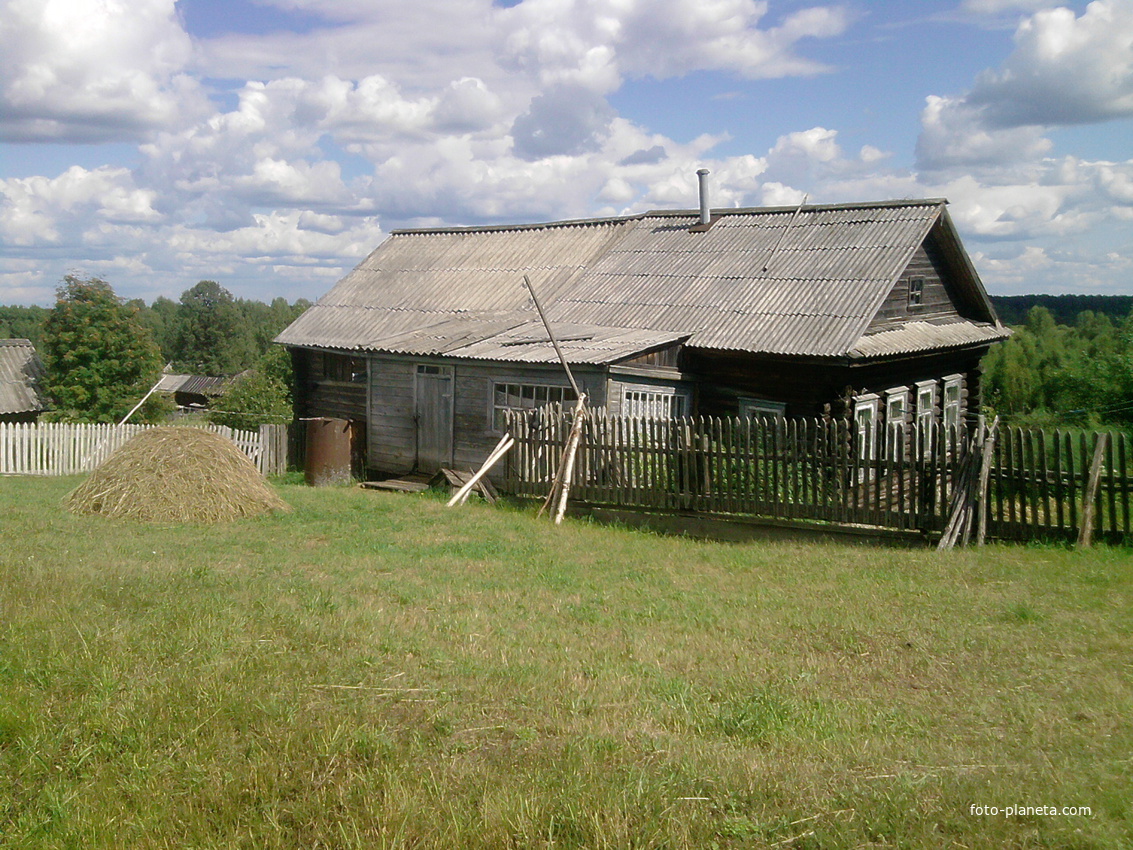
[493,382,577,431]
[907,276,925,309]
[885,388,908,461]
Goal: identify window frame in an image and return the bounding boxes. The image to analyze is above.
[738,397,787,421]
[907,276,925,309]
[854,394,879,462]
[491,380,577,432]
[942,375,963,433]
[885,387,908,461]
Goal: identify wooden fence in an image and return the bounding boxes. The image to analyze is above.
[504,408,1131,545]
[0,422,289,477]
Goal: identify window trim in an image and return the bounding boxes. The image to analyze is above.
[854,394,879,461]
[942,375,963,433]
[738,397,787,421]
[885,387,908,461]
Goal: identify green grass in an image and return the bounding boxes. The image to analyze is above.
[1,475,1130,849]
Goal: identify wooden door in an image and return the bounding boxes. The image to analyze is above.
[415,364,453,472]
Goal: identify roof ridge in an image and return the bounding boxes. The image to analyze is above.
[389,199,948,236]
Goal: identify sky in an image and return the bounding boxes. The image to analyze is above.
[1,0,1131,307]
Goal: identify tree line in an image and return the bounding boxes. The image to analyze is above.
[982,305,1133,430]
[2,276,309,426]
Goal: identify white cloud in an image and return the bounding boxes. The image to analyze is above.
[969,0,1133,126]
[0,0,209,142]
[496,0,852,92]
[0,166,160,245]
[916,95,1052,172]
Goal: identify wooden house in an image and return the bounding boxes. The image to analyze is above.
[0,339,47,424]
[276,199,1009,477]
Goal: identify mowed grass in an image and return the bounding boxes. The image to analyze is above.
[1,476,1130,849]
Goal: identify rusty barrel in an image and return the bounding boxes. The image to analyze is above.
[304,417,352,486]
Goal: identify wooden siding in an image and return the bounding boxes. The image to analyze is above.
[870,240,965,329]
[292,349,368,422]
[451,362,607,475]
[614,343,683,369]
[368,356,416,473]
[362,355,608,477]
[685,348,986,423]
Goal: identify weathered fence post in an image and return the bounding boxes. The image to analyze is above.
[1078,433,1109,548]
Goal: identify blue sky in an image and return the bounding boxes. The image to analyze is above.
[1,0,1131,306]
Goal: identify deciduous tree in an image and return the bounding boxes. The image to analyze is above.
[41,276,164,422]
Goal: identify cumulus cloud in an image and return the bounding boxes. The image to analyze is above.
[511,84,616,160]
[968,0,1133,126]
[914,2,1133,177]
[496,0,852,92]
[0,0,209,142]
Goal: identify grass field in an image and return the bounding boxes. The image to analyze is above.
[1,475,1130,849]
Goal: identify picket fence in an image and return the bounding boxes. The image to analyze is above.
[0,421,289,477]
[504,408,1131,545]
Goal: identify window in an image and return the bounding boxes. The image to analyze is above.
[915,382,936,457]
[907,276,925,308]
[885,389,908,461]
[942,376,962,433]
[854,395,879,461]
[623,389,689,419]
[492,382,576,431]
[325,353,366,383]
[738,397,787,421]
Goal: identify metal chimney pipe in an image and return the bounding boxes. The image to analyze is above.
[696,168,711,224]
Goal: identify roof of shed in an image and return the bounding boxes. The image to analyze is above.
[0,339,47,415]
[277,199,1006,360]
[367,314,686,365]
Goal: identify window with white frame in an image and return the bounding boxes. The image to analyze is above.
[885,389,908,461]
[942,376,962,433]
[854,395,879,461]
[492,382,576,431]
[738,397,787,421]
[622,387,690,419]
[915,382,936,457]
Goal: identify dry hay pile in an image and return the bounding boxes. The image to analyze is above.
[65,427,290,523]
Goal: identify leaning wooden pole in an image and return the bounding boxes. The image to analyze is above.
[975,416,999,546]
[522,273,589,524]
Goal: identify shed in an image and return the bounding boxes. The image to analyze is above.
[0,339,47,423]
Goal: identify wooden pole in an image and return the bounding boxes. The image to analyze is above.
[553,397,588,525]
[522,274,580,398]
[975,416,999,546]
[1078,433,1109,548]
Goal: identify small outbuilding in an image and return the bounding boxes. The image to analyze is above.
[277,198,1010,479]
[0,339,47,423]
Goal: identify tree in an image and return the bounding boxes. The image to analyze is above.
[209,345,293,430]
[40,276,164,423]
[173,281,254,375]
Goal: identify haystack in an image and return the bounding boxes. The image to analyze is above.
[65,427,290,523]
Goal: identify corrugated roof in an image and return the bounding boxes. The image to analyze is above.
[277,199,1007,359]
[0,339,47,415]
[849,321,1011,359]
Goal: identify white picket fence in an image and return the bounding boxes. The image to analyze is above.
[0,421,289,477]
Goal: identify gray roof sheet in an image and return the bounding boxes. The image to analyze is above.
[849,321,1010,359]
[0,339,47,415]
[277,199,1004,359]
